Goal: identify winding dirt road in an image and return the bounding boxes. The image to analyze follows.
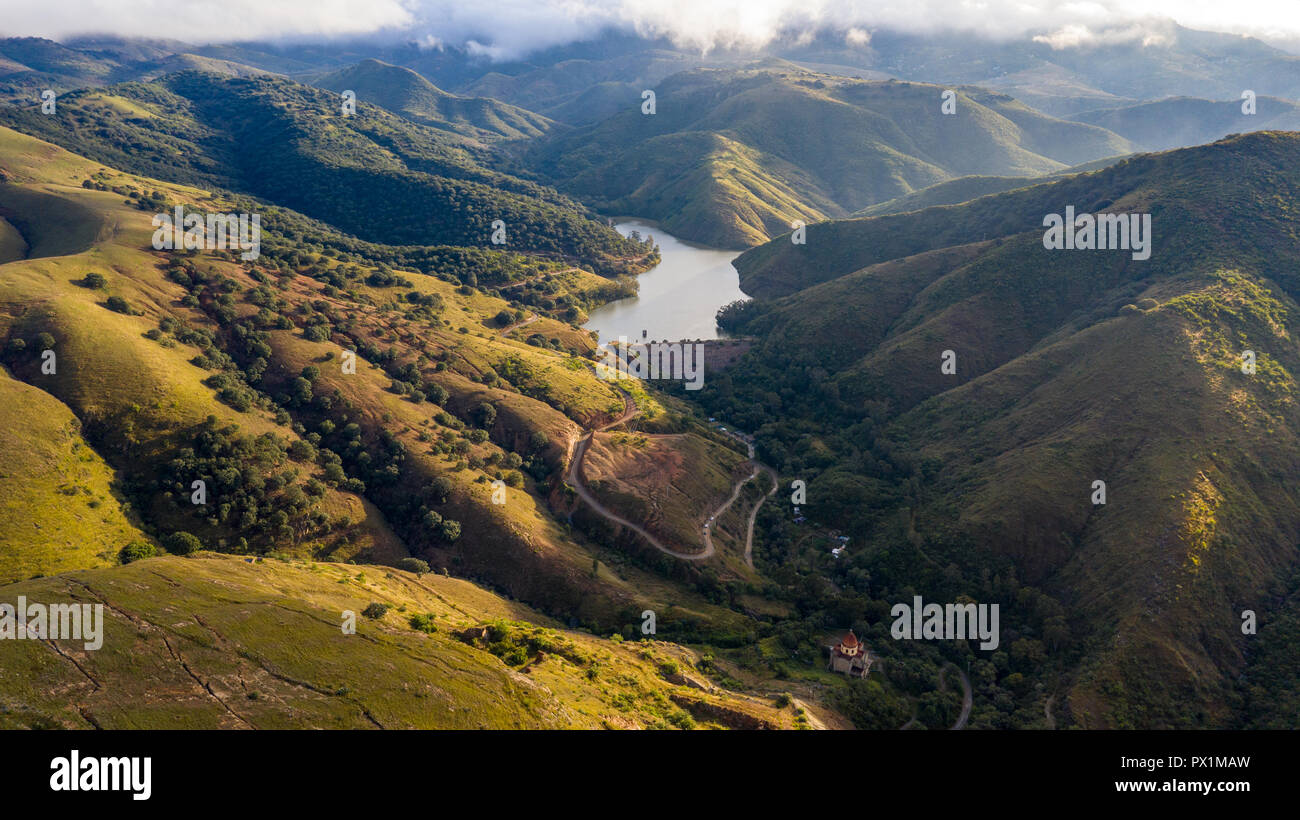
[499,313,540,336]
[710,432,778,568]
[566,385,778,564]
[566,389,715,560]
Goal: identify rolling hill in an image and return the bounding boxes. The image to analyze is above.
[0,124,854,731]
[530,66,1133,247]
[0,70,648,275]
[1069,96,1300,152]
[310,59,555,141]
[702,131,1300,727]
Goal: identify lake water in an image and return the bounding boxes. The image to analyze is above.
[583,220,748,344]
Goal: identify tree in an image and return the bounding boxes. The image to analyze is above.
[119,540,157,564]
[427,477,454,503]
[163,531,203,555]
[473,402,496,429]
[397,557,430,575]
[82,272,107,289]
[423,382,448,405]
[361,602,388,619]
[438,519,461,542]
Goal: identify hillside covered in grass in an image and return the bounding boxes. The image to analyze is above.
[0,71,650,276]
[310,59,556,142]
[0,553,805,729]
[693,131,1300,727]
[529,65,1132,247]
[0,120,868,729]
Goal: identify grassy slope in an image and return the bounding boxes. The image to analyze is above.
[0,72,649,273]
[0,140,406,566]
[0,126,826,727]
[583,431,747,556]
[533,67,1131,247]
[729,131,1300,726]
[0,553,798,729]
[0,369,147,581]
[311,60,554,141]
[0,125,761,634]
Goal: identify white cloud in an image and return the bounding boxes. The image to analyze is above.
[845,27,872,47]
[4,0,1300,55]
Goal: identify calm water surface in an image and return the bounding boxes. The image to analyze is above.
[583,220,748,344]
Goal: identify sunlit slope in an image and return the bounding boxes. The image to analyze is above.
[312,59,554,141]
[0,125,755,635]
[0,128,409,570]
[0,554,798,729]
[0,71,648,274]
[533,66,1131,247]
[0,369,147,582]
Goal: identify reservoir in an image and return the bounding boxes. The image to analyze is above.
[583,220,748,345]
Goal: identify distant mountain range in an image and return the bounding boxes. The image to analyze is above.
[527,65,1133,247]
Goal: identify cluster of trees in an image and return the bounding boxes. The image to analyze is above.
[150,418,343,550]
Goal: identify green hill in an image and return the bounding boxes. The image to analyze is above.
[0,71,648,276]
[857,155,1131,217]
[0,552,801,729]
[311,59,555,141]
[698,132,1300,727]
[531,66,1133,247]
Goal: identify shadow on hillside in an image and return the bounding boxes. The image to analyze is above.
[0,183,104,260]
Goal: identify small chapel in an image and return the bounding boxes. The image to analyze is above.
[827,630,873,678]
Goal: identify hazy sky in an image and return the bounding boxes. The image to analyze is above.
[6,1,1300,56]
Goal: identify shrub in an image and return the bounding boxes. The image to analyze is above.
[409,613,437,633]
[105,296,132,314]
[437,519,461,542]
[396,557,430,575]
[361,602,388,619]
[162,531,203,555]
[119,540,158,564]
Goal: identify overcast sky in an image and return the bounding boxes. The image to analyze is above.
[6,1,1300,56]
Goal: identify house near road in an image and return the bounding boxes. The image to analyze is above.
[827,630,873,678]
